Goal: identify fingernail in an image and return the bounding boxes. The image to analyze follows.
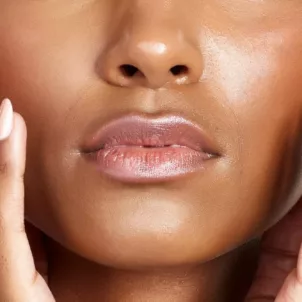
[0,98,13,140]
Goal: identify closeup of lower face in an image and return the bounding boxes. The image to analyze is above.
[0,0,301,269]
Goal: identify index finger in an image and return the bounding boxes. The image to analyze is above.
[0,99,54,301]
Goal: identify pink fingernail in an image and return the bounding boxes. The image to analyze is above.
[0,98,13,140]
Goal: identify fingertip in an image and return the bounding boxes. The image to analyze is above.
[13,111,27,132]
[0,98,14,141]
[9,112,27,175]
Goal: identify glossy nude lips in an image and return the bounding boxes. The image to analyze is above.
[82,115,220,183]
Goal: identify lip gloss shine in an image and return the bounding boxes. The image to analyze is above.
[84,115,219,183]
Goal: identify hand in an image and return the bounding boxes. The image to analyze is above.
[0,98,55,302]
[245,197,302,301]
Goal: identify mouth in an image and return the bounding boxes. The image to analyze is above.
[82,114,221,183]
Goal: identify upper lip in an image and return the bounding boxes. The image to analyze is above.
[82,114,220,156]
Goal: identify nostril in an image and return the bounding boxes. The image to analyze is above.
[120,64,139,77]
[170,65,189,76]
[120,64,188,78]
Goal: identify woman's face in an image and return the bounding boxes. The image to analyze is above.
[0,0,301,268]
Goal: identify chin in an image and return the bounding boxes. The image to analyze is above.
[46,205,248,270]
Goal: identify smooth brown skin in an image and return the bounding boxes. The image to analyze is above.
[0,0,301,301]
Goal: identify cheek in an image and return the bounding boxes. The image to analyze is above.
[204,28,302,225]
[0,7,102,118]
[0,15,104,163]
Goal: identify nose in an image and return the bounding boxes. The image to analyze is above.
[98,11,204,89]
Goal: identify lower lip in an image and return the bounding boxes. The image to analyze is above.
[95,146,212,183]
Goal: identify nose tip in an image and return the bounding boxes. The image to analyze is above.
[99,34,204,89]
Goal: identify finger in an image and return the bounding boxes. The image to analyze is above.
[245,199,302,301]
[0,99,54,301]
[274,243,302,301]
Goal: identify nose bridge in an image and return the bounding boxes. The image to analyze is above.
[98,1,203,89]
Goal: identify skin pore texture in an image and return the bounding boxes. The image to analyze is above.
[0,0,302,301]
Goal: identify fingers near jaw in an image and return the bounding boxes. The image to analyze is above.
[0,99,54,301]
[0,98,33,297]
[245,199,302,302]
[275,243,302,301]
[258,244,302,302]
[275,266,302,301]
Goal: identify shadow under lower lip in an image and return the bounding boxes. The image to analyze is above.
[95,146,212,182]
